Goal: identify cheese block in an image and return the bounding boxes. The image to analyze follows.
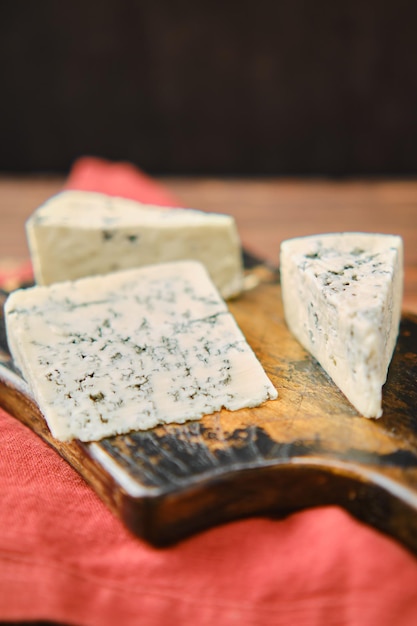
[280,233,403,418]
[5,260,277,442]
[26,190,243,299]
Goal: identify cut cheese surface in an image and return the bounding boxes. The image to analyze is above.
[26,190,243,299]
[5,261,277,442]
[280,233,403,418]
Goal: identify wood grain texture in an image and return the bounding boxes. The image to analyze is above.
[1,267,417,549]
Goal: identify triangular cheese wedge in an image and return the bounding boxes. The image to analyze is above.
[280,233,403,418]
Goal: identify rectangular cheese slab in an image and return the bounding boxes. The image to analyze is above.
[280,232,403,418]
[26,190,243,299]
[5,261,277,442]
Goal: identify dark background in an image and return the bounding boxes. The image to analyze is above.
[1,0,417,176]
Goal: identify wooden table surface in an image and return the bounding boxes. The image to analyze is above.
[0,175,416,313]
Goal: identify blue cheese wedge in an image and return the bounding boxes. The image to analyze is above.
[280,233,403,418]
[5,260,277,442]
[26,190,243,299]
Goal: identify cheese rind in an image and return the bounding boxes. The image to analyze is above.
[26,190,243,299]
[280,233,403,418]
[5,261,277,442]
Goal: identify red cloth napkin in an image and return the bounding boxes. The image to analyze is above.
[65,156,178,206]
[1,157,417,626]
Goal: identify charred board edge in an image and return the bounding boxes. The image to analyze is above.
[121,460,417,549]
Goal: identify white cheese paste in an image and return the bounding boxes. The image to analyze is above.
[26,190,243,299]
[280,232,403,418]
[5,261,277,441]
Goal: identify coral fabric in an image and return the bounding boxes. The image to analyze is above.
[1,157,417,626]
[64,156,178,206]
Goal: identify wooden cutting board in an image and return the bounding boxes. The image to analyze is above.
[1,261,417,551]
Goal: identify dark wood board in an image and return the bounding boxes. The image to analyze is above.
[1,263,417,551]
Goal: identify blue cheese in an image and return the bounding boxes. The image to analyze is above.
[26,190,243,299]
[280,233,403,418]
[5,260,277,442]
